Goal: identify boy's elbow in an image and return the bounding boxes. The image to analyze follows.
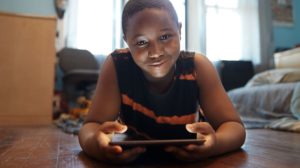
[234,122,246,149]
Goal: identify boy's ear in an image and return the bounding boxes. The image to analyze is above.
[178,22,182,39]
[123,35,127,43]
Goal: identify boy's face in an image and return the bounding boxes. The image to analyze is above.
[124,8,181,81]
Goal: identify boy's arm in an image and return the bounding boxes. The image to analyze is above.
[79,122,127,160]
[79,54,146,163]
[194,53,246,156]
[78,55,121,159]
[84,55,121,124]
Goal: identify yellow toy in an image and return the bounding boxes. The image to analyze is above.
[70,96,91,118]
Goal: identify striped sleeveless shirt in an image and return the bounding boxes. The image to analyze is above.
[111,50,203,140]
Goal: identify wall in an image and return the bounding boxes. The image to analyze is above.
[0,0,55,16]
[0,0,57,125]
[0,0,62,90]
[0,11,56,125]
[273,0,300,49]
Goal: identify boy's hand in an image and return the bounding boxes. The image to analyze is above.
[95,121,146,163]
[165,122,216,162]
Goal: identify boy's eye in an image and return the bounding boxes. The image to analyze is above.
[136,40,148,46]
[160,34,171,40]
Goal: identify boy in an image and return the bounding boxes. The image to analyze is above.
[79,0,245,163]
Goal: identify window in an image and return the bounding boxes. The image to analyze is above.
[205,0,241,61]
[67,0,122,56]
[170,0,186,50]
[67,0,186,56]
[203,0,260,63]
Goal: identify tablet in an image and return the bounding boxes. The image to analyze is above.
[109,134,205,147]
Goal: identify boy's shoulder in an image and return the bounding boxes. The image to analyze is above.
[178,51,207,65]
[179,50,195,58]
[112,48,131,55]
[177,51,197,63]
[111,48,136,68]
[111,48,132,61]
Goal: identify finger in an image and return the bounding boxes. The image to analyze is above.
[196,133,206,140]
[96,133,123,157]
[105,145,123,154]
[97,131,110,147]
[165,146,188,155]
[186,122,213,135]
[101,121,127,134]
[120,147,146,159]
[97,131,123,154]
[165,146,179,153]
[107,147,146,163]
[184,144,207,152]
[165,146,195,161]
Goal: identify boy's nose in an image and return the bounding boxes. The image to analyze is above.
[149,43,163,59]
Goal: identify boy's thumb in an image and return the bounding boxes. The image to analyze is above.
[115,122,127,133]
[185,124,196,133]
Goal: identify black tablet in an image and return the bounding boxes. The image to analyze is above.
[109,134,205,147]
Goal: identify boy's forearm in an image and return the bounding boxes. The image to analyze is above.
[211,121,246,157]
[78,122,103,160]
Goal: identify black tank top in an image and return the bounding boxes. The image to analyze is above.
[111,50,203,139]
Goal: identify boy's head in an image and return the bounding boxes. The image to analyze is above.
[122,0,179,36]
[121,0,181,80]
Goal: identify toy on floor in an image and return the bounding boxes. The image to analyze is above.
[70,96,92,118]
[54,96,92,134]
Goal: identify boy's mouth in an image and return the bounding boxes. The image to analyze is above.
[149,60,166,67]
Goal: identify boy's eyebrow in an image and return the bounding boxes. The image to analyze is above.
[130,27,174,39]
[160,28,173,32]
[132,33,144,39]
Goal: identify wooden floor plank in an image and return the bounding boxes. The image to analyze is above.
[0,125,299,168]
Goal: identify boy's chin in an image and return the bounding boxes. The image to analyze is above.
[144,71,170,81]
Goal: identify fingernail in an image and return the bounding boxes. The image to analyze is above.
[120,127,127,133]
[186,124,193,131]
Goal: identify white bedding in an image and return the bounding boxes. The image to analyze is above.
[228,69,300,132]
[229,83,296,128]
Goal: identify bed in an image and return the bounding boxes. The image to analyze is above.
[227,47,300,132]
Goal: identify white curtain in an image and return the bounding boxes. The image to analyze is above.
[241,0,274,70]
[187,0,206,53]
[189,0,274,70]
[65,0,79,48]
[64,0,123,56]
[239,0,260,63]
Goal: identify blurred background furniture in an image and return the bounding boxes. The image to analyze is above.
[274,47,300,69]
[0,12,56,125]
[57,48,100,107]
[214,60,255,91]
[227,47,300,131]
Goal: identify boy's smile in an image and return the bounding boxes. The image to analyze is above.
[124,8,181,84]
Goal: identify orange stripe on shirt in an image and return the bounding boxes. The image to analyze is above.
[178,73,196,80]
[121,94,196,125]
[156,114,196,125]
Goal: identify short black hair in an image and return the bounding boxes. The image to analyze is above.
[122,0,179,36]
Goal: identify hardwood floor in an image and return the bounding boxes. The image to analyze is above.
[0,125,299,168]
